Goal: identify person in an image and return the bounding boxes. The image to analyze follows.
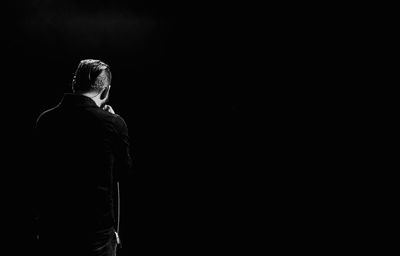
[34,59,132,256]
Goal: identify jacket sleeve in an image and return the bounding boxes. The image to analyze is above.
[113,115,133,183]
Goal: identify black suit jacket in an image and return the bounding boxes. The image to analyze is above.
[35,93,132,235]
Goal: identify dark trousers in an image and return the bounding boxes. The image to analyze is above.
[38,226,117,256]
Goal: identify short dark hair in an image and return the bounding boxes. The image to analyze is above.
[72,59,111,93]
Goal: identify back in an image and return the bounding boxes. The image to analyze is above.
[35,94,130,238]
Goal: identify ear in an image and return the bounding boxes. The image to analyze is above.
[100,86,110,100]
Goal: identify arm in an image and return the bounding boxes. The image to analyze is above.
[103,104,133,181]
[113,114,133,183]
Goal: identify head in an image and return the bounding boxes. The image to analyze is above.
[72,59,112,107]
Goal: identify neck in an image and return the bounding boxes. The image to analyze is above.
[77,91,102,107]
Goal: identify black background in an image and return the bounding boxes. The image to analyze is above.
[1,1,372,254]
[3,0,246,254]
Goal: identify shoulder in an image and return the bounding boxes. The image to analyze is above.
[112,114,127,127]
[35,105,60,128]
[91,108,128,133]
[111,114,129,134]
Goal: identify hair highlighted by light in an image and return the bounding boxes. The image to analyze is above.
[72,59,111,93]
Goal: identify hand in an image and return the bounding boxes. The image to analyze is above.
[102,104,115,114]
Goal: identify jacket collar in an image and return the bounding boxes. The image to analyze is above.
[60,93,99,108]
